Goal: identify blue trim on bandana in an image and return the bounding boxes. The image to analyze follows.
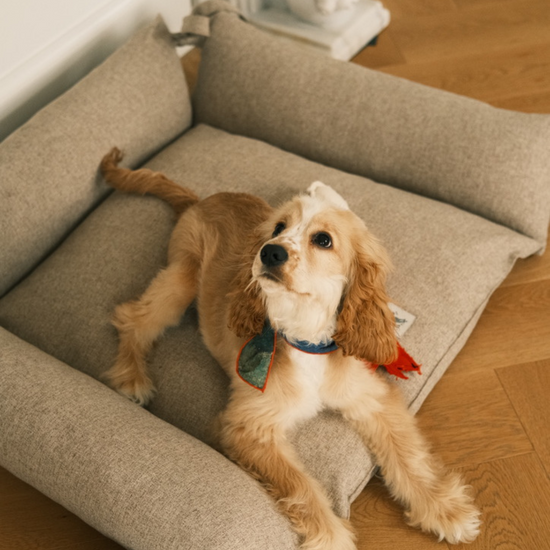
[272,318,338,354]
[283,335,338,354]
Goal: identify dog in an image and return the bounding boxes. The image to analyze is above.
[100,148,480,549]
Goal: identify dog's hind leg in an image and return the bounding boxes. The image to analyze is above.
[104,258,198,405]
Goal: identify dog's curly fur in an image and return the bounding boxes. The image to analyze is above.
[100,148,480,549]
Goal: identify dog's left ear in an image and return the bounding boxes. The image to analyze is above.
[227,233,266,339]
[332,237,398,365]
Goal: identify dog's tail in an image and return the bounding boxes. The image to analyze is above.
[100,147,199,215]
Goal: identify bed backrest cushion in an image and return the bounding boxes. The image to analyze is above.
[0,16,191,298]
[192,5,550,248]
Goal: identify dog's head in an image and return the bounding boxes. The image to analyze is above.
[228,182,397,365]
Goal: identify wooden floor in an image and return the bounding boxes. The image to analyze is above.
[2,0,549,548]
[350,2,550,549]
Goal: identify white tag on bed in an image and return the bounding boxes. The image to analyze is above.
[388,303,416,338]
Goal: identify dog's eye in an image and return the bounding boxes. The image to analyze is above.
[272,222,286,237]
[312,232,332,249]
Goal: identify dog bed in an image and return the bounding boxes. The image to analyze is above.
[1,2,549,549]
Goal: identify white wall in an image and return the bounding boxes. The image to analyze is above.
[0,0,192,142]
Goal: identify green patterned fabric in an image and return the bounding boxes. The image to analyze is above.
[237,325,276,391]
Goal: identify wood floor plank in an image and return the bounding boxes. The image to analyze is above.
[458,454,550,550]
[180,47,201,94]
[352,29,406,69]
[375,41,550,103]
[353,452,550,550]
[0,466,32,499]
[350,477,445,549]
[496,359,550,478]
[453,0,517,8]
[381,0,457,19]
[492,89,550,113]
[501,228,550,287]
[446,279,550,376]
[390,1,550,64]
[416,370,532,468]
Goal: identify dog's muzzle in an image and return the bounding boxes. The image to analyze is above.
[260,244,288,268]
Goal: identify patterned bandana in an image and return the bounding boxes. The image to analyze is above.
[236,322,421,392]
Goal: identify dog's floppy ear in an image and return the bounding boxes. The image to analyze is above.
[227,232,266,338]
[333,237,398,365]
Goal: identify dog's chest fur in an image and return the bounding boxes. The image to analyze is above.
[287,346,330,420]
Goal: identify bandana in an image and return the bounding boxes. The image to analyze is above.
[236,323,421,392]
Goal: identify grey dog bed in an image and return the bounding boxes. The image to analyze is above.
[1,2,549,549]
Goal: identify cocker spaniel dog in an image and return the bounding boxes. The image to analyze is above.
[100,148,480,550]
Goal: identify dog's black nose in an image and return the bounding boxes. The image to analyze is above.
[260,244,288,268]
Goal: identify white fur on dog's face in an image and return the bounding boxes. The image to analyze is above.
[252,182,358,344]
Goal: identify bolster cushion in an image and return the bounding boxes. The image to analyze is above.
[0,328,297,550]
[0,16,191,298]
[193,8,550,246]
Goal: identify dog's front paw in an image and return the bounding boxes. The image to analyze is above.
[103,364,155,407]
[300,516,356,550]
[406,473,481,544]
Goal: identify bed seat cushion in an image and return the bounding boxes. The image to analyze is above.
[0,124,540,516]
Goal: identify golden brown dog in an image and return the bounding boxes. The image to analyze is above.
[100,148,480,549]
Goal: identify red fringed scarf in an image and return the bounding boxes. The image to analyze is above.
[370,342,422,380]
